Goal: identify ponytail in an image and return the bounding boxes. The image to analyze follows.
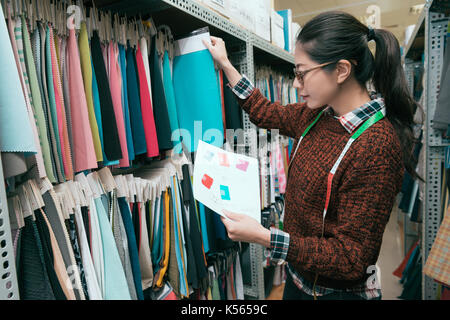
[297,11,422,180]
[371,29,423,181]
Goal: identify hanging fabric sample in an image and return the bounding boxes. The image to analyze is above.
[149,32,174,151]
[126,44,147,156]
[44,24,66,182]
[91,30,122,161]
[173,27,224,153]
[49,27,73,181]
[108,41,129,167]
[0,8,37,176]
[136,39,160,157]
[78,21,103,163]
[67,26,97,172]
[118,44,135,161]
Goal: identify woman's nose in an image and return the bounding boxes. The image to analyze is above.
[293,77,302,90]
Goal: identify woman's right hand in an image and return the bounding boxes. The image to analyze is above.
[203,36,231,70]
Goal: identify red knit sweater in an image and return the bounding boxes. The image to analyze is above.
[239,89,404,289]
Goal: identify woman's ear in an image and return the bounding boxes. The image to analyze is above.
[335,59,353,84]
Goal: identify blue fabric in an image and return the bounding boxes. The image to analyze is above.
[173,48,223,152]
[198,202,210,254]
[94,196,131,300]
[118,197,144,300]
[126,45,147,155]
[119,44,135,161]
[162,51,180,139]
[91,59,119,166]
[151,196,164,272]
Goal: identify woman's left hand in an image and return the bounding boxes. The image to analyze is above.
[220,210,271,248]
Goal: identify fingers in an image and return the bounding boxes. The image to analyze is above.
[222,210,241,221]
[202,39,213,51]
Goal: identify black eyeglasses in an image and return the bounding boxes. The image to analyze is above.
[293,61,337,85]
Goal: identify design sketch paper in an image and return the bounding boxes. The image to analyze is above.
[193,140,261,223]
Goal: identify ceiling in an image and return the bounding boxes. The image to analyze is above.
[274,0,426,46]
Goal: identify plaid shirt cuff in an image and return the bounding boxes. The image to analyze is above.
[266,227,290,264]
[228,75,255,99]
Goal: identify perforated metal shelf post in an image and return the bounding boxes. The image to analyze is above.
[0,156,19,300]
[422,6,449,300]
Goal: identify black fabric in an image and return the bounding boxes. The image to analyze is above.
[91,31,122,161]
[223,73,243,131]
[181,165,208,287]
[34,209,67,300]
[80,206,91,252]
[68,214,89,299]
[146,200,152,250]
[179,189,198,289]
[131,198,141,252]
[149,35,173,150]
[17,216,55,300]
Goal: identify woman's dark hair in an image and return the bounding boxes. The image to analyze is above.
[297,11,422,180]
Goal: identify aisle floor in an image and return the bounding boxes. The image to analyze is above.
[266,207,404,300]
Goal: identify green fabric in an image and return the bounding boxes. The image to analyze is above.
[21,17,57,181]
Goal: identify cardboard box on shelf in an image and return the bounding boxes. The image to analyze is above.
[254,0,271,42]
[200,0,230,18]
[271,9,285,50]
[277,9,292,52]
[227,0,255,33]
[291,22,301,53]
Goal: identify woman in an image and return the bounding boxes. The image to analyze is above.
[203,11,420,300]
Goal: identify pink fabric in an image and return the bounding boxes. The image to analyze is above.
[136,44,159,157]
[277,142,287,193]
[108,42,129,167]
[50,28,73,180]
[67,28,97,172]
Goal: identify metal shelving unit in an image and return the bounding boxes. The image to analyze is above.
[1,0,295,300]
[403,0,450,300]
[0,156,19,300]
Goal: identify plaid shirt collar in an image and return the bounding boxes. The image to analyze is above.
[324,93,386,134]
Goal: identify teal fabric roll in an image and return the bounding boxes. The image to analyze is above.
[0,9,36,154]
[173,36,223,153]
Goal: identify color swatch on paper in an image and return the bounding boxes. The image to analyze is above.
[218,152,230,167]
[220,185,231,200]
[202,174,214,189]
[236,159,249,172]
